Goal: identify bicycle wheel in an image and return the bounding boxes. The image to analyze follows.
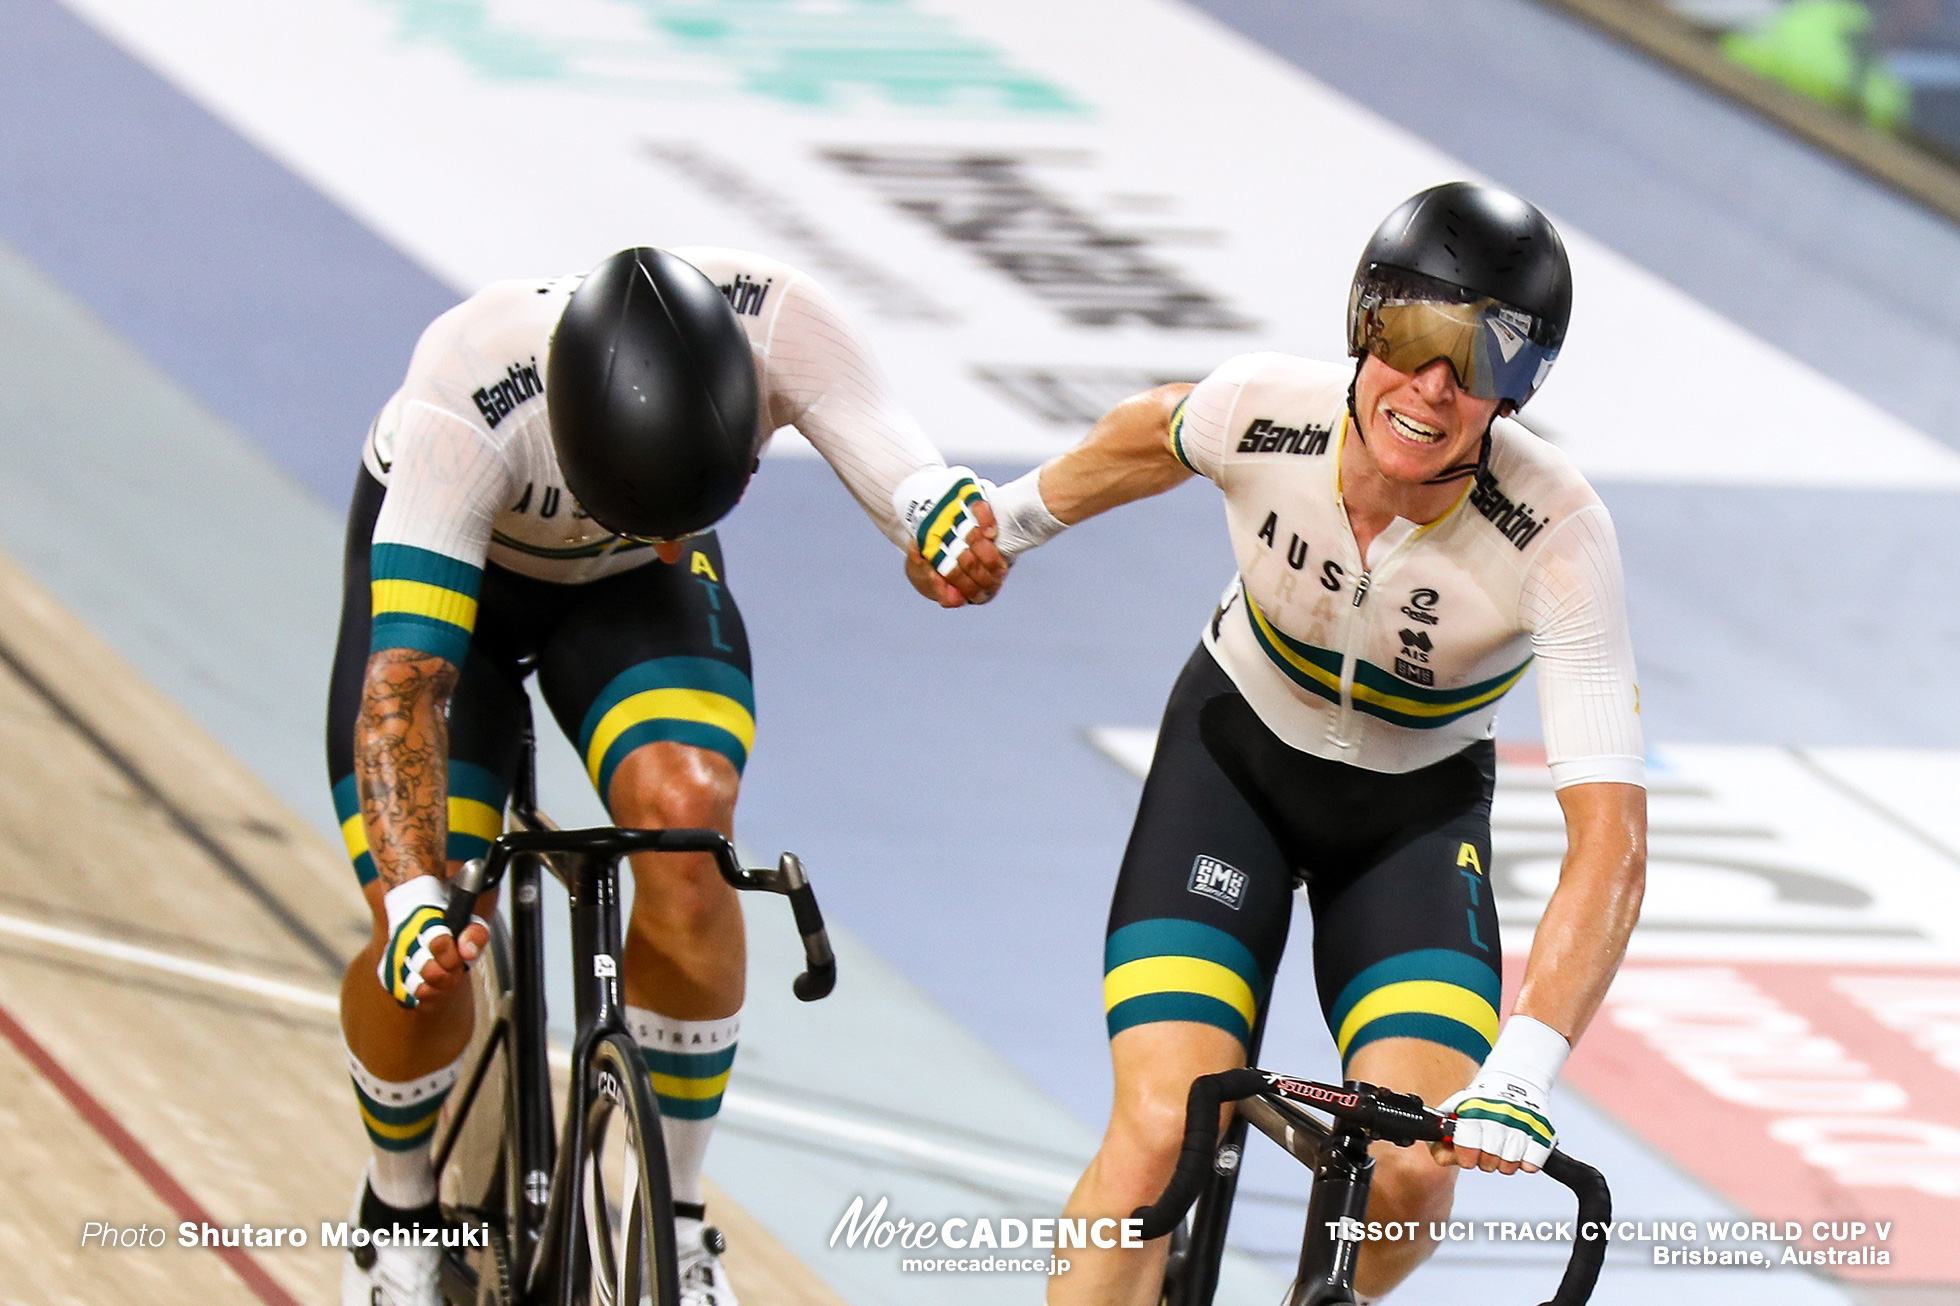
[578,1033,679,1306]
[436,913,517,1306]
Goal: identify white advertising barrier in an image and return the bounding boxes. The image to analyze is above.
[58,0,1960,485]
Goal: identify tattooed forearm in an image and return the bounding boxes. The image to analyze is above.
[354,648,460,890]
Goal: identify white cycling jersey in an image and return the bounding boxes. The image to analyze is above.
[1174,353,1644,789]
[363,246,944,586]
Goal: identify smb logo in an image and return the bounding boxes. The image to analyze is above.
[1188,856,1247,909]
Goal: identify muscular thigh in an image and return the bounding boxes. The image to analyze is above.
[1104,648,1294,1052]
[534,533,754,814]
[1300,742,1504,1073]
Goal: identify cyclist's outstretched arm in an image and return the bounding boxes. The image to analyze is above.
[1020,383,1195,527]
[970,382,1197,584]
[719,258,1006,607]
[990,356,1289,559]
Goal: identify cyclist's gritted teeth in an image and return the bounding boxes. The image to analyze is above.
[1384,406,1445,446]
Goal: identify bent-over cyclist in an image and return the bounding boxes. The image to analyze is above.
[985,184,1647,1304]
[327,247,1003,1306]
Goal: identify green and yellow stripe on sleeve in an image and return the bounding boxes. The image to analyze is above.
[1168,398,1201,474]
[370,542,483,667]
[332,759,508,885]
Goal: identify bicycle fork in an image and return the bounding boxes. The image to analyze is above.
[1288,1124,1373,1306]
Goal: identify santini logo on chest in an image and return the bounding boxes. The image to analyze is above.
[1237,417,1330,456]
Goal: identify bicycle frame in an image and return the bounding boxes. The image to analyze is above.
[430,709,835,1305]
[1139,1070,1611,1306]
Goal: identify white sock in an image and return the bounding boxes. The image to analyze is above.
[346,1045,463,1210]
[625,1007,741,1207]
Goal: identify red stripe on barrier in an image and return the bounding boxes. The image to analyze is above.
[0,1001,305,1306]
[1556,961,1960,1283]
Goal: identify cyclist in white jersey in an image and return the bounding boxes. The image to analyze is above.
[327,247,1002,1306]
[985,185,1647,1304]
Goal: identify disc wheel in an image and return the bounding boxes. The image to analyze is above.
[578,1033,678,1306]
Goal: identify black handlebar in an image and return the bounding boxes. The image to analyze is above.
[442,827,836,1001]
[1132,1070,1611,1306]
[1130,1068,1268,1241]
[1536,1151,1610,1306]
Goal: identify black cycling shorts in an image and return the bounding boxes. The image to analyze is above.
[1104,645,1501,1068]
[326,469,753,885]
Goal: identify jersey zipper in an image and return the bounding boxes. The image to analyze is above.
[1327,413,1477,748]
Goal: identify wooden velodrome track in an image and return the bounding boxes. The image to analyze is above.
[0,550,842,1306]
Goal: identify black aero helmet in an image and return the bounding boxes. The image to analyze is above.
[1347,182,1572,409]
[547,248,760,539]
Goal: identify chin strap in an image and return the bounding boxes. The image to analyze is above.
[1346,360,1496,487]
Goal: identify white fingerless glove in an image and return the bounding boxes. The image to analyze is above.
[982,468,1067,561]
[378,877,453,1009]
[1440,1014,1570,1168]
[893,465,989,576]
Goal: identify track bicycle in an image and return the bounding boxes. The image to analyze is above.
[1137,1068,1612,1306]
[424,708,836,1306]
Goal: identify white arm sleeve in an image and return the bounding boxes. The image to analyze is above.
[763,273,945,548]
[1519,504,1646,789]
[370,401,513,566]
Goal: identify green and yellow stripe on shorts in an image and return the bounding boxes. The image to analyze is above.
[1105,919,1265,1044]
[369,542,483,667]
[577,656,756,804]
[332,759,508,885]
[1326,948,1501,1067]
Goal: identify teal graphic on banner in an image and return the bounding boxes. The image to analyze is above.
[372,0,1085,114]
